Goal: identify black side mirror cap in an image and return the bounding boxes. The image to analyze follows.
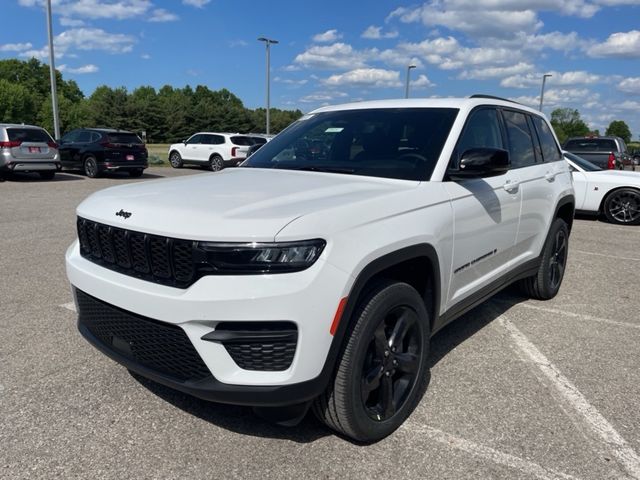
[448,147,510,180]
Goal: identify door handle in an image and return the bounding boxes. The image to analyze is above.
[545,171,557,182]
[503,179,520,192]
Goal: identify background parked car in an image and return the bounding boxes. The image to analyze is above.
[168,133,264,171]
[0,123,60,180]
[58,128,148,178]
[564,150,640,225]
[563,135,631,170]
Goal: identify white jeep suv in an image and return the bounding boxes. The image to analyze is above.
[66,96,574,442]
[168,132,258,171]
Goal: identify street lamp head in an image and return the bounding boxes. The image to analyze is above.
[543,73,552,79]
[408,64,417,70]
[258,37,279,44]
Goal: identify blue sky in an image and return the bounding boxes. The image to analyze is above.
[1,0,639,138]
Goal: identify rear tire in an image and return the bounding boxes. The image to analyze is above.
[519,218,569,300]
[603,188,640,225]
[128,168,144,178]
[83,156,99,178]
[312,281,430,442]
[209,155,224,172]
[39,171,55,180]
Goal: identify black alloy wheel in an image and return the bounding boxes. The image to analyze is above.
[548,226,568,291]
[361,305,422,422]
[604,188,640,225]
[84,156,99,178]
[312,281,430,442]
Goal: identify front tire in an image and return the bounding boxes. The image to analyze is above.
[519,218,569,300]
[169,151,183,168]
[603,188,640,225]
[209,155,224,172]
[83,156,99,178]
[313,281,430,442]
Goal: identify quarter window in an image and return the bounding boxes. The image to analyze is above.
[503,110,536,168]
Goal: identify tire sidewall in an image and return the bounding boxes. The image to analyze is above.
[537,219,569,298]
[341,282,430,441]
[604,188,640,225]
[170,151,182,168]
[210,155,223,171]
[84,156,98,178]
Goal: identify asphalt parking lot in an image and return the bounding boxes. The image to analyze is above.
[1,167,639,479]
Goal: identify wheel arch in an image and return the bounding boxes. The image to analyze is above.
[554,194,575,233]
[598,186,640,214]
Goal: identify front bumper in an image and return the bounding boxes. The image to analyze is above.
[66,240,352,406]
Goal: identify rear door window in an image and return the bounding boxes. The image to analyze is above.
[503,110,537,168]
[7,128,53,143]
[77,131,92,143]
[531,116,562,162]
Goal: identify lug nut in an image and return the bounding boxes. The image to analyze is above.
[385,371,391,376]
[384,350,389,357]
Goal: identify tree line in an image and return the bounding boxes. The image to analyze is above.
[550,108,633,144]
[0,58,303,143]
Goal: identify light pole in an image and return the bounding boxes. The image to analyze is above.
[257,37,278,135]
[45,0,61,139]
[404,64,416,99]
[539,73,552,112]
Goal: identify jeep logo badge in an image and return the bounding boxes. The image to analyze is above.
[115,209,132,219]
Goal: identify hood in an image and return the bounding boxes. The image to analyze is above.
[76,168,418,241]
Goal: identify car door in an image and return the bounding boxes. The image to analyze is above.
[58,130,81,167]
[512,112,566,260]
[443,107,521,309]
[183,134,204,162]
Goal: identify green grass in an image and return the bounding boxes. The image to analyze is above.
[146,143,171,166]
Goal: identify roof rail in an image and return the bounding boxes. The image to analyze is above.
[469,94,522,105]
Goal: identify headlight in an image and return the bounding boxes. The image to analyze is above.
[197,239,326,274]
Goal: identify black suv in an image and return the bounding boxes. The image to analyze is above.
[58,128,148,178]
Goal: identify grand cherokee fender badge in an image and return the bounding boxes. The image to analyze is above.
[115,209,132,219]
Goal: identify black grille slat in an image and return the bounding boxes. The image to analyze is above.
[224,342,297,371]
[76,217,196,288]
[76,290,211,382]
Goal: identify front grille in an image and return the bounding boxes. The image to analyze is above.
[76,289,211,383]
[77,217,195,288]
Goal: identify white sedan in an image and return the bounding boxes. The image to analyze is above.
[564,151,640,225]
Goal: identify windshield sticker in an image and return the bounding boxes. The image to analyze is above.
[325,127,344,133]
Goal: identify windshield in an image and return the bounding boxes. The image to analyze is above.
[242,108,459,181]
[564,151,602,171]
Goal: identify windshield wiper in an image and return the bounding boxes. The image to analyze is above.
[287,165,355,174]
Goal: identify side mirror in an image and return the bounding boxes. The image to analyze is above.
[448,148,510,180]
[182,139,188,144]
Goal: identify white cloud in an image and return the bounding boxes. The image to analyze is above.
[229,40,248,47]
[323,68,403,88]
[148,8,178,22]
[512,88,597,109]
[141,53,151,59]
[618,77,640,94]
[588,30,640,58]
[20,27,136,60]
[411,74,434,88]
[61,64,99,74]
[60,17,85,27]
[294,43,372,70]
[182,0,210,7]
[299,91,348,103]
[274,77,308,86]
[0,42,33,52]
[312,29,342,43]
[361,26,398,40]
[459,62,535,80]
[501,70,601,88]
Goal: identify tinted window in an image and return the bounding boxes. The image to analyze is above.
[230,136,254,146]
[455,108,503,162]
[7,128,53,143]
[187,134,203,144]
[90,132,102,143]
[503,110,536,168]
[532,116,561,162]
[201,134,215,145]
[107,132,142,144]
[564,139,617,152]
[243,108,459,181]
[251,137,267,145]
[61,130,80,143]
[211,135,225,145]
[77,131,92,143]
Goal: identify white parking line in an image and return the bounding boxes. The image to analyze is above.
[405,424,581,480]
[573,249,640,262]
[514,302,640,331]
[499,316,640,479]
[59,302,76,313]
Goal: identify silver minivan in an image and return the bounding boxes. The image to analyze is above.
[0,124,60,179]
